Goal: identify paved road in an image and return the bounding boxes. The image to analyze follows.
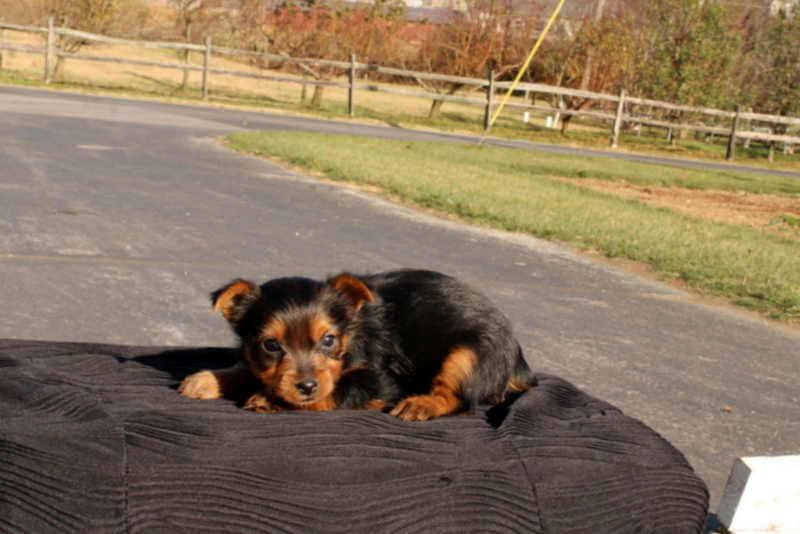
[3,85,798,180]
[1,86,798,513]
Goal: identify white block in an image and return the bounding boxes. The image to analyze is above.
[717,455,800,533]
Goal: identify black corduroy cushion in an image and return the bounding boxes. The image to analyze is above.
[0,340,708,533]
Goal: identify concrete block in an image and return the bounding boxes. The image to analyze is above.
[717,455,800,533]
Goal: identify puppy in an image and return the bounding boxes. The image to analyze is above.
[178,269,536,421]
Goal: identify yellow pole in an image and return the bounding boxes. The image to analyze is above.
[485,0,568,134]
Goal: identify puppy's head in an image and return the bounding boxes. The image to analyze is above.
[211,273,374,408]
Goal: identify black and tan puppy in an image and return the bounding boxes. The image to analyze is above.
[178,269,536,421]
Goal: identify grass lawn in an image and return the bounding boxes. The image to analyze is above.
[226,130,800,323]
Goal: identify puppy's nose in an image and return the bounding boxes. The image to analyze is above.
[296,380,318,396]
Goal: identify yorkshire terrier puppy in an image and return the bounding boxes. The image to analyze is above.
[178,269,535,421]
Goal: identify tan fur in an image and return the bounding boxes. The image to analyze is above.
[259,317,288,346]
[178,364,252,399]
[507,377,533,393]
[328,273,375,312]
[365,399,390,410]
[244,389,337,412]
[259,354,343,407]
[390,346,478,422]
[212,280,258,325]
[308,315,335,346]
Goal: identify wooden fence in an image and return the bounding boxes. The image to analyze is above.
[2,18,799,161]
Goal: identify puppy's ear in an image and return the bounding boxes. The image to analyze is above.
[327,273,375,312]
[211,279,260,327]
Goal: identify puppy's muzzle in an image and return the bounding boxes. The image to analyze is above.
[296,380,318,397]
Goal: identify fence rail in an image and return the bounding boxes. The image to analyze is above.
[1,19,799,160]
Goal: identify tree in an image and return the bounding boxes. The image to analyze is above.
[249,0,406,106]
[752,4,800,159]
[409,0,536,119]
[534,1,635,133]
[167,0,230,89]
[18,0,146,77]
[755,4,800,117]
[633,0,741,110]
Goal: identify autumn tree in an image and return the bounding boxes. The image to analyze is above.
[409,0,537,119]
[247,0,406,106]
[166,0,232,89]
[13,0,146,77]
[534,0,635,133]
[0,0,32,24]
[15,0,145,35]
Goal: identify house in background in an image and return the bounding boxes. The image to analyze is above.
[770,0,799,15]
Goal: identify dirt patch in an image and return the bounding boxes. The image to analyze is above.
[559,177,800,239]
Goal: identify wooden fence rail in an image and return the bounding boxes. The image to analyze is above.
[1,19,798,161]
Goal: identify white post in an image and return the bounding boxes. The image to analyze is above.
[717,455,800,533]
[44,17,55,84]
[610,88,626,149]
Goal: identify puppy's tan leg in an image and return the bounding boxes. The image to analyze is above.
[243,390,281,412]
[244,391,341,412]
[390,346,478,422]
[178,364,252,399]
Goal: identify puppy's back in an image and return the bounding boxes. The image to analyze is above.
[361,269,525,405]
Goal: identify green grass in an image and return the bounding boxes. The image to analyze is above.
[227,130,800,322]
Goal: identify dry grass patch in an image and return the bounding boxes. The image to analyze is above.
[557,178,800,240]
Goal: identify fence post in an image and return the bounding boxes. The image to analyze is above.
[483,70,495,134]
[348,54,356,117]
[726,105,741,162]
[202,36,211,101]
[44,17,55,84]
[0,20,4,70]
[610,88,626,149]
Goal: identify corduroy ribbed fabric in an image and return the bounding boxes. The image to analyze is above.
[0,339,708,533]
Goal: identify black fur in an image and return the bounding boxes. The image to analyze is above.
[347,269,535,411]
[183,269,536,420]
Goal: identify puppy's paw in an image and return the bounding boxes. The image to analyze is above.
[178,370,224,399]
[390,395,450,422]
[244,391,280,413]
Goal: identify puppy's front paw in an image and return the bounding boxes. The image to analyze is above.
[390,395,450,421]
[178,370,224,399]
[244,391,280,412]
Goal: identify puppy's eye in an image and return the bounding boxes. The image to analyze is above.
[261,339,281,354]
[321,334,337,348]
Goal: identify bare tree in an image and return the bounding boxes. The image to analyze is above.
[408,0,538,119]
[171,0,214,89]
[19,0,146,77]
[535,0,634,133]
[250,0,406,106]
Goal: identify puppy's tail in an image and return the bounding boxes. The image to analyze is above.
[507,344,538,393]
